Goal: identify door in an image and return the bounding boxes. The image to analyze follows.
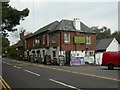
[65,51,71,65]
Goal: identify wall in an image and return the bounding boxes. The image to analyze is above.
[95,52,103,65]
[95,38,120,65]
[60,31,96,51]
[106,38,120,52]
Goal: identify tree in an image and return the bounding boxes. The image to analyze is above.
[2,37,10,57]
[91,26,111,40]
[7,45,17,59]
[111,31,120,44]
[1,2,29,57]
[1,2,29,37]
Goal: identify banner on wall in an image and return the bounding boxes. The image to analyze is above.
[70,57,85,66]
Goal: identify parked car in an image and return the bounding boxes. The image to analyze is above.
[102,52,120,70]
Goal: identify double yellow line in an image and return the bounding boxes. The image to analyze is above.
[0,76,11,90]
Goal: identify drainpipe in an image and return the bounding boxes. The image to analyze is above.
[60,32,62,55]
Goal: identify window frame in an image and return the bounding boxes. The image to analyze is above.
[64,32,70,44]
[86,35,91,45]
[52,34,56,43]
[43,35,45,44]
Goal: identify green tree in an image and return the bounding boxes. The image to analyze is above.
[2,37,10,56]
[1,2,29,37]
[91,26,111,40]
[1,2,29,57]
[111,31,120,44]
[7,45,17,59]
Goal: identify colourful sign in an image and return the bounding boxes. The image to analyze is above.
[70,57,85,65]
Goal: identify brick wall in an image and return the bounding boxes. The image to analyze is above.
[26,31,96,51]
[60,31,96,51]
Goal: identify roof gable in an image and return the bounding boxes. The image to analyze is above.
[96,38,114,51]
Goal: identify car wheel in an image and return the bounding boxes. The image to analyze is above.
[108,64,114,70]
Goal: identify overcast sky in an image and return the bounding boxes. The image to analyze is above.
[8,0,119,45]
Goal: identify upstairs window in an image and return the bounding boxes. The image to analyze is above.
[86,35,91,45]
[64,32,70,43]
[52,34,56,43]
[34,38,40,45]
[47,34,49,46]
[43,35,45,44]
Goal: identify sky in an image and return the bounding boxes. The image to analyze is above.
[8,0,119,45]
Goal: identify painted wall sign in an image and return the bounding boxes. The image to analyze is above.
[74,36,86,44]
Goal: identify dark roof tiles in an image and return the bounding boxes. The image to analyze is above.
[25,19,95,39]
[96,38,114,51]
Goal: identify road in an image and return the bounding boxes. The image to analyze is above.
[1,58,120,90]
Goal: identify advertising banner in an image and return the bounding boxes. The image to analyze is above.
[70,57,85,66]
[74,36,86,44]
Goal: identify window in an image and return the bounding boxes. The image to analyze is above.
[47,34,49,46]
[86,35,91,44]
[52,34,56,43]
[64,32,70,43]
[34,38,40,46]
[35,39,38,44]
[43,35,45,44]
[33,40,35,46]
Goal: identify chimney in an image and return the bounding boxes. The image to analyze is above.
[73,18,81,30]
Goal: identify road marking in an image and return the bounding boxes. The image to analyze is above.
[38,65,120,82]
[13,65,21,69]
[24,70,40,77]
[2,61,6,64]
[0,76,11,90]
[13,66,17,68]
[6,63,12,66]
[3,62,12,66]
[49,79,81,90]
[0,79,7,90]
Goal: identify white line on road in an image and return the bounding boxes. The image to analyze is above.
[13,66,21,69]
[2,61,6,64]
[24,69,40,77]
[6,63,12,66]
[3,62,12,66]
[49,79,81,90]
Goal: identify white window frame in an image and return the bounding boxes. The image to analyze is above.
[86,35,91,45]
[64,32,70,43]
